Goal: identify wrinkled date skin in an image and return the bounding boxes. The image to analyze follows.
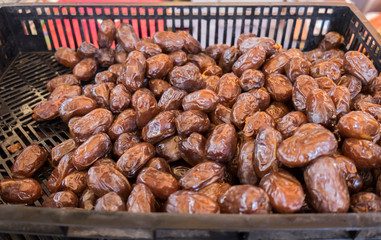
[51,139,77,167]
[117,142,155,178]
[135,41,162,58]
[304,157,350,213]
[59,96,97,123]
[0,178,42,205]
[239,69,265,91]
[32,100,60,121]
[116,23,140,52]
[237,138,258,185]
[250,88,271,111]
[344,51,378,85]
[219,185,271,214]
[73,58,98,81]
[97,48,115,68]
[72,133,112,171]
[265,73,293,102]
[72,108,114,142]
[203,65,223,77]
[243,111,275,138]
[277,123,337,168]
[176,110,210,137]
[127,183,157,213]
[254,127,282,178]
[306,88,337,128]
[262,52,292,76]
[97,19,115,48]
[310,60,341,82]
[292,75,319,112]
[149,79,171,99]
[219,47,241,73]
[47,74,80,92]
[63,171,87,195]
[155,136,182,163]
[77,41,97,59]
[198,182,231,202]
[232,45,266,77]
[169,51,188,66]
[210,103,232,125]
[338,111,380,140]
[120,54,146,92]
[259,171,305,213]
[48,85,82,103]
[217,73,241,107]
[179,161,225,191]
[113,132,140,158]
[179,132,208,166]
[177,31,201,54]
[285,56,311,83]
[132,89,159,128]
[108,109,137,140]
[205,123,237,163]
[115,44,127,64]
[109,84,131,114]
[182,89,219,113]
[342,138,381,169]
[87,165,131,200]
[43,190,78,208]
[350,192,381,213]
[265,102,289,122]
[328,86,351,118]
[47,152,75,193]
[95,192,126,211]
[317,77,336,93]
[146,157,171,173]
[236,33,256,49]
[153,31,184,53]
[239,37,279,57]
[339,74,362,99]
[12,145,48,179]
[158,87,187,112]
[205,44,230,62]
[55,47,80,68]
[188,53,216,72]
[146,54,173,79]
[231,93,259,129]
[91,83,111,109]
[319,32,344,50]
[333,154,363,193]
[169,63,203,92]
[276,111,307,138]
[79,188,96,210]
[95,71,117,84]
[166,190,220,214]
[136,167,179,200]
[93,158,117,169]
[142,111,177,144]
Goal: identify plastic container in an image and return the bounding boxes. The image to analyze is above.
[0,2,381,239]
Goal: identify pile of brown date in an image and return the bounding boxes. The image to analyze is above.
[1,19,381,214]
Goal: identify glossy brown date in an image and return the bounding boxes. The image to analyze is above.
[12,145,48,179]
[265,102,289,122]
[177,31,201,54]
[155,136,182,163]
[169,63,203,92]
[205,123,237,163]
[55,47,80,68]
[109,84,131,114]
[262,52,292,76]
[316,77,336,93]
[237,138,258,185]
[277,123,337,168]
[265,73,293,102]
[136,167,179,200]
[198,182,231,202]
[304,156,350,213]
[62,171,87,195]
[260,171,305,213]
[166,190,220,214]
[239,69,265,91]
[79,188,96,210]
[146,53,173,79]
[243,111,275,138]
[135,41,162,58]
[108,109,137,140]
[285,56,311,83]
[182,89,219,113]
[153,31,184,53]
[95,192,126,211]
[328,86,351,118]
[231,93,259,129]
[276,111,307,139]
[73,58,98,81]
[205,44,230,62]
[344,51,378,85]
[254,127,282,178]
[59,96,97,123]
[141,111,177,144]
[42,190,78,208]
[77,41,97,59]
[132,88,159,128]
[219,47,240,73]
[72,133,112,171]
[47,152,75,193]
[175,110,210,137]
[148,79,171,99]
[342,138,381,169]
[219,185,271,214]
[232,45,266,77]
[97,19,115,48]
[114,44,127,64]
[113,132,140,158]
[338,74,362,99]
[338,111,379,140]
[145,157,171,173]
[116,23,139,52]
[87,165,131,200]
[333,154,363,193]
[169,50,187,66]
[120,55,146,92]
[0,178,42,205]
[51,139,77,167]
[350,192,381,213]
[179,161,225,191]
[117,142,155,178]
[48,85,82,103]
[178,132,208,166]
[188,53,216,72]
[318,32,344,50]
[210,103,232,125]
[158,87,187,112]
[127,183,157,213]
[47,74,80,92]
[216,73,241,107]
[306,88,337,128]
[32,100,60,121]
[292,75,319,112]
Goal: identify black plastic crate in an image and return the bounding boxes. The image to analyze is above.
[1,2,381,239]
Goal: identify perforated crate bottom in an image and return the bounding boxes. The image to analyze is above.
[0,52,72,205]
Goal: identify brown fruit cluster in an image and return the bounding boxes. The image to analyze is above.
[2,21,381,214]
